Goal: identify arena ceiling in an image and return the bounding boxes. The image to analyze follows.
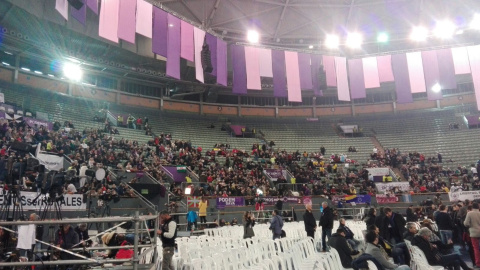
[0,0,479,98]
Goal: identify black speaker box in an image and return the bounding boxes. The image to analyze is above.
[11,141,31,152]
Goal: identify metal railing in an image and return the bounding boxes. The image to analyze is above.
[106,110,118,126]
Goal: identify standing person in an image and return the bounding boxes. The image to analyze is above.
[243,211,255,239]
[269,210,284,240]
[157,210,177,270]
[435,204,455,245]
[198,197,208,224]
[464,202,480,268]
[55,223,79,267]
[319,201,334,252]
[303,204,317,238]
[364,208,376,228]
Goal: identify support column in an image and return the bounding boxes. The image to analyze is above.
[115,92,120,105]
[13,55,19,83]
[238,95,241,117]
[393,101,397,114]
[275,98,279,118]
[351,100,356,116]
[200,93,204,115]
[67,83,73,96]
[133,211,139,270]
[436,99,441,109]
[312,97,317,118]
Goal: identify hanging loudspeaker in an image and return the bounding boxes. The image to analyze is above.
[68,0,85,10]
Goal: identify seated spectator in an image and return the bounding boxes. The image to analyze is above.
[328,228,360,268]
[365,230,410,270]
[338,218,360,251]
[403,222,417,241]
[412,228,471,270]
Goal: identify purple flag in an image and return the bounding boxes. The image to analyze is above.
[87,0,98,14]
[117,0,136,44]
[298,53,313,90]
[232,45,247,95]
[422,50,443,101]
[272,50,287,97]
[152,7,168,57]
[206,34,217,76]
[71,0,86,25]
[311,54,323,96]
[348,58,366,99]
[391,54,413,103]
[217,39,227,86]
[436,48,457,90]
[166,14,181,80]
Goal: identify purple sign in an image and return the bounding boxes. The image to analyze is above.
[216,197,245,209]
[264,169,286,181]
[261,196,302,205]
[24,117,53,131]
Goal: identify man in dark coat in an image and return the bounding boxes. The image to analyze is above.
[55,224,79,262]
[383,207,406,244]
[406,205,417,222]
[328,228,359,267]
[319,201,334,252]
[303,204,316,238]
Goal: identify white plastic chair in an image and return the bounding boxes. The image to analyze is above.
[367,260,378,270]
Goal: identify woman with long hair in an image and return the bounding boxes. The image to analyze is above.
[243,211,255,239]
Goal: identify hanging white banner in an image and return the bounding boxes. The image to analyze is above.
[0,191,86,211]
[449,190,480,202]
[375,182,410,193]
[37,153,64,171]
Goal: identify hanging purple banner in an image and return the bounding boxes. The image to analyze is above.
[311,54,324,96]
[298,53,313,90]
[166,14,181,79]
[152,7,168,57]
[436,48,457,90]
[87,0,98,14]
[422,50,443,101]
[206,34,217,76]
[216,197,245,209]
[264,169,286,181]
[232,45,247,95]
[71,0,86,25]
[391,54,413,104]
[217,39,227,86]
[272,50,287,97]
[348,58,366,99]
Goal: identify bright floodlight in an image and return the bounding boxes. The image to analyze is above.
[410,26,428,41]
[377,32,389,43]
[433,20,456,39]
[247,30,259,43]
[432,83,441,93]
[63,62,83,81]
[471,14,480,30]
[324,34,340,49]
[346,33,363,49]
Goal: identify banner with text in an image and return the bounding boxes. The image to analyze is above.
[216,197,245,209]
[376,182,410,193]
[36,153,64,171]
[263,169,287,181]
[0,191,86,211]
[449,190,480,202]
[261,196,303,205]
[332,194,372,204]
[367,168,390,176]
[376,194,398,204]
[24,117,53,131]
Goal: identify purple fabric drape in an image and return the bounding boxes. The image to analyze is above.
[323,56,337,87]
[232,45,247,95]
[206,34,217,76]
[71,0,86,25]
[310,54,323,96]
[298,53,313,90]
[216,39,227,86]
[348,58,366,99]
[422,50,443,101]
[166,14,181,80]
[272,50,287,97]
[87,0,98,14]
[467,45,480,110]
[117,0,137,44]
[391,54,413,103]
[152,7,168,57]
[436,48,457,90]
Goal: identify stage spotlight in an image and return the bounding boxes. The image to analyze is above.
[308,45,314,49]
[432,83,441,93]
[324,34,339,49]
[410,26,428,41]
[471,14,480,30]
[377,32,389,43]
[433,20,456,39]
[346,32,363,49]
[247,30,259,43]
[63,62,83,81]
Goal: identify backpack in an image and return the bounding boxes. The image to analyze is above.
[351,253,384,270]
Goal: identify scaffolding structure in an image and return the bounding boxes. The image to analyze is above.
[0,212,159,269]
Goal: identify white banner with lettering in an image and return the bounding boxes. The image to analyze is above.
[0,191,86,210]
[36,153,64,171]
[449,190,480,202]
[367,168,390,176]
[375,182,410,193]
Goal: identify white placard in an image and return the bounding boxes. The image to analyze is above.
[449,190,480,202]
[36,153,64,171]
[375,182,410,193]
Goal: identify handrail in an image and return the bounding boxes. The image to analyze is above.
[186,166,199,182]
[108,169,158,212]
[106,110,118,126]
[160,164,174,181]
